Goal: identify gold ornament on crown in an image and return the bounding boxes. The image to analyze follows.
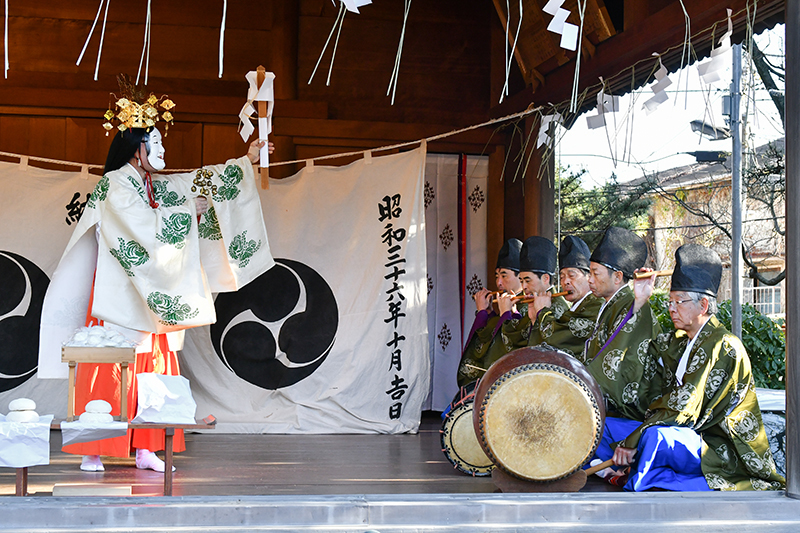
[102,74,176,136]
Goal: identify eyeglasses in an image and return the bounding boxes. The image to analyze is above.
[667,298,694,309]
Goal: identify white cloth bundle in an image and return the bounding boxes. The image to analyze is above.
[132,374,197,424]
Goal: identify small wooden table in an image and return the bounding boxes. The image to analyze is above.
[42,418,216,497]
[61,346,136,422]
[127,420,216,496]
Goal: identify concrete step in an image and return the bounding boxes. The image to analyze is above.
[1,491,799,532]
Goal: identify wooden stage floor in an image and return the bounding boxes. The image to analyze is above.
[0,412,618,497]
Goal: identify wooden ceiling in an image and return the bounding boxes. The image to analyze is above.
[0,0,786,169]
[492,0,618,93]
[491,0,786,118]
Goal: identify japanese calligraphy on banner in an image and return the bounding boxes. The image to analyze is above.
[0,148,428,434]
[182,147,429,433]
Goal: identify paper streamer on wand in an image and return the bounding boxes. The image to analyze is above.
[238,68,275,170]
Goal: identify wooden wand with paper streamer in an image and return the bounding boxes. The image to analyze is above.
[238,65,275,189]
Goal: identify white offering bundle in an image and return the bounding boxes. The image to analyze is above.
[60,398,127,446]
[0,398,53,468]
[4,397,39,423]
[79,400,114,425]
[64,325,137,348]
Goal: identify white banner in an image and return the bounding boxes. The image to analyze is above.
[423,154,488,411]
[424,155,461,410]
[0,148,428,434]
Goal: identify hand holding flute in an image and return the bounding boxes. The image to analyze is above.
[522,289,567,321]
[632,268,658,313]
[473,288,493,312]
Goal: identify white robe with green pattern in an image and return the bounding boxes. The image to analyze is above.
[38,156,273,378]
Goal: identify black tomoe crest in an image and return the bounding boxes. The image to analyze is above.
[211,259,338,389]
[0,251,49,392]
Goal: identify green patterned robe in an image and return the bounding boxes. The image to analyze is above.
[527,293,603,363]
[456,311,501,387]
[621,316,785,491]
[585,285,663,421]
[498,303,531,353]
[457,306,527,386]
[54,157,274,335]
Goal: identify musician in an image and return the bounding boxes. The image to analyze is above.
[497,236,556,354]
[456,239,523,387]
[526,236,603,363]
[597,244,784,491]
[583,227,662,422]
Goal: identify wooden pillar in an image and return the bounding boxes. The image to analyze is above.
[785,0,800,499]
[487,144,506,284]
[269,0,299,180]
[271,0,299,101]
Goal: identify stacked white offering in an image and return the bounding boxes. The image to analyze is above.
[79,400,114,425]
[64,325,137,348]
[5,398,40,423]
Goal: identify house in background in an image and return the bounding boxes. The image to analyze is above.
[635,138,785,317]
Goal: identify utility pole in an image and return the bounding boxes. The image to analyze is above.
[731,43,743,339]
[785,0,799,497]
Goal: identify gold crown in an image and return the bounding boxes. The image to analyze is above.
[102,74,176,136]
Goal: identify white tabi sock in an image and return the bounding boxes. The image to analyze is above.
[135,448,175,472]
[80,455,104,472]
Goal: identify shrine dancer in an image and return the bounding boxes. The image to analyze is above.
[40,87,275,472]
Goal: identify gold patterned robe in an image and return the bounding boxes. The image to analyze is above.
[621,316,785,491]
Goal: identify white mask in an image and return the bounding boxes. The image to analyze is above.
[145,128,166,171]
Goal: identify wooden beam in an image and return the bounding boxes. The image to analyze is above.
[491,0,531,84]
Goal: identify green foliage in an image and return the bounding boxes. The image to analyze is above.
[717,301,786,389]
[650,295,786,389]
[649,289,675,333]
[557,167,654,249]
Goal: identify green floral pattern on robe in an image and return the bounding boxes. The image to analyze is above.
[585,286,663,421]
[213,164,244,202]
[125,175,147,200]
[109,237,150,277]
[147,292,200,326]
[156,213,193,249]
[198,206,223,240]
[528,293,603,363]
[152,179,187,207]
[621,316,785,491]
[87,175,109,209]
[229,230,261,267]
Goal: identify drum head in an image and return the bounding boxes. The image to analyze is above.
[441,402,493,476]
[477,362,602,481]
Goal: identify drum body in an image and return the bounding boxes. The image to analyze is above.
[473,346,605,482]
[440,381,493,476]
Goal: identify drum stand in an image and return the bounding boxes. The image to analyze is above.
[492,468,588,492]
[491,459,612,493]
